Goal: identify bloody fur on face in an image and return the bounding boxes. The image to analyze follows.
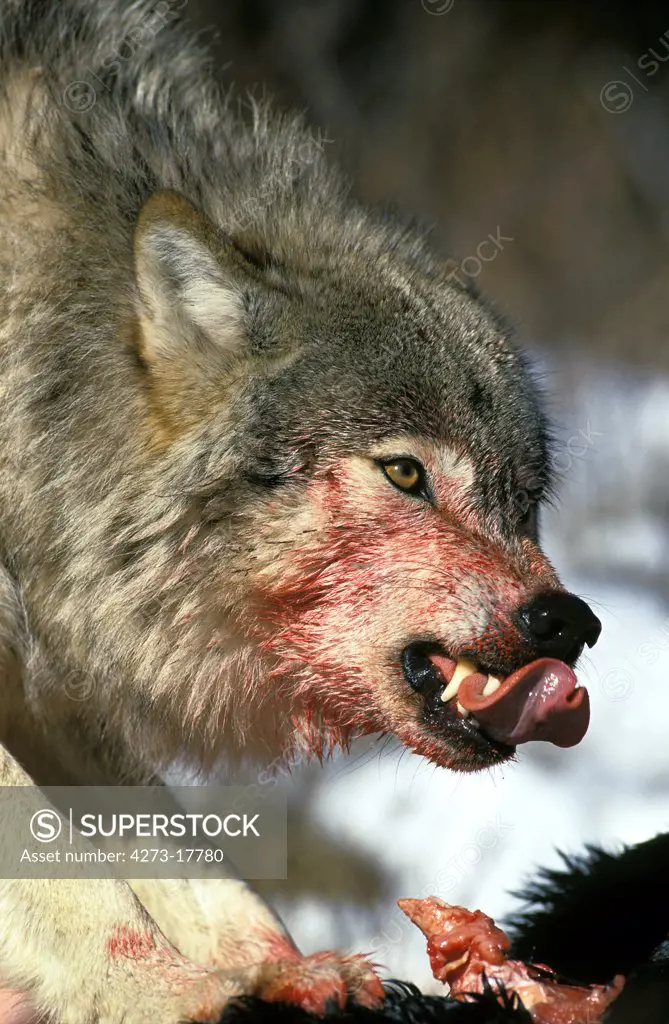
[244,447,561,772]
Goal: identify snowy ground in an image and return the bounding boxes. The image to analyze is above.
[271,357,669,991]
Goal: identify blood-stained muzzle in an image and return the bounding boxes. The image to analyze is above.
[248,460,601,772]
[400,584,600,762]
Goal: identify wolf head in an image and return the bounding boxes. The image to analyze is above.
[127,188,600,774]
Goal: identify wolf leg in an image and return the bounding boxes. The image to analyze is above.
[130,876,385,1014]
[0,747,262,1024]
[128,875,288,968]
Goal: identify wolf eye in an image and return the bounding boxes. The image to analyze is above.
[380,458,426,496]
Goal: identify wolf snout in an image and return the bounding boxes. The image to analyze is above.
[516,592,601,664]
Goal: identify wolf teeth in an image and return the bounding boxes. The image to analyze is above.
[440,660,503,714]
[482,675,502,696]
[440,658,477,703]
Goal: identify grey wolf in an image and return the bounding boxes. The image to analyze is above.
[0,0,600,1020]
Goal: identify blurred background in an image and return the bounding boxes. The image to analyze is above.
[185,0,669,990]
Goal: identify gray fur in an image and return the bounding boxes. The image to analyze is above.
[0,0,550,781]
[0,3,560,1019]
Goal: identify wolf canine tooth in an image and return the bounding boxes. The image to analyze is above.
[482,675,502,696]
[440,657,477,703]
[440,678,459,703]
[456,701,470,719]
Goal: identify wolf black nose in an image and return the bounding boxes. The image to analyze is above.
[517,592,601,663]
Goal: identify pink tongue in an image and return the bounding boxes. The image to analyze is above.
[455,658,590,748]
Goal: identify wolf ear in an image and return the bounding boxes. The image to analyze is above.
[134,190,245,365]
[133,191,249,437]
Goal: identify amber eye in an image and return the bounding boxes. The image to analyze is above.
[380,457,426,496]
